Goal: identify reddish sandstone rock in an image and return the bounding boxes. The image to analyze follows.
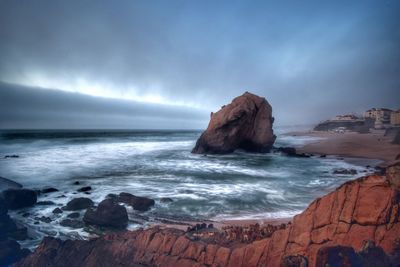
[15,172,400,267]
[192,92,276,154]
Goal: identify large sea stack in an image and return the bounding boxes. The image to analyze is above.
[192,92,276,154]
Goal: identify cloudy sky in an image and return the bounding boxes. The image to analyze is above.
[0,0,399,129]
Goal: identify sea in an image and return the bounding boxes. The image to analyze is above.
[0,128,375,248]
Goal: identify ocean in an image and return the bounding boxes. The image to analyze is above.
[0,128,371,248]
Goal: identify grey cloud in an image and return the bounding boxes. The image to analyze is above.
[0,0,399,128]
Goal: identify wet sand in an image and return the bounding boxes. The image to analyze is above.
[290,131,400,166]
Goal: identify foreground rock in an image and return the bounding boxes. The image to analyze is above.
[0,239,30,266]
[1,189,37,209]
[0,197,30,265]
[83,199,128,228]
[63,197,93,211]
[16,164,400,266]
[192,92,276,154]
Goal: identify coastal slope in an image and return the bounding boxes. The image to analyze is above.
[16,164,400,266]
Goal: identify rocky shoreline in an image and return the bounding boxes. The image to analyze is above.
[11,161,400,266]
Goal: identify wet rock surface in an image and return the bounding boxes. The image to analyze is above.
[1,188,37,210]
[83,198,128,228]
[63,197,94,211]
[192,92,276,154]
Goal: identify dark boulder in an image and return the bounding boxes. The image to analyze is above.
[192,92,276,154]
[63,197,93,211]
[333,168,358,175]
[60,219,84,229]
[67,212,80,219]
[77,186,92,192]
[0,239,30,266]
[83,198,128,228]
[4,155,19,158]
[0,198,28,241]
[52,208,63,214]
[276,147,311,158]
[41,187,59,194]
[35,216,52,223]
[2,189,37,210]
[116,192,155,211]
[282,255,308,267]
[316,246,363,266]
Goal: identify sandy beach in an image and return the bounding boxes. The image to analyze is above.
[290,130,400,166]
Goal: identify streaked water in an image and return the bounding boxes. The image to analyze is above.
[0,129,372,248]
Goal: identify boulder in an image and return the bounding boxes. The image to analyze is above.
[276,147,311,158]
[41,187,59,194]
[60,219,84,229]
[67,212,80,219]
[77,186,92,192]
[83,199,128,228]
[192,92,276,154]
[1,189,37,209]
[116,192,155,211]
[52,208,63,214]
[63,197,93,211]
[0,239,30,266]
[332,168,357,175]
[315,246,363,266]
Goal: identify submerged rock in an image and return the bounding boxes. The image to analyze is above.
[332,168,358,175]
[67,212,80,219]
[63,197,93,211]
[192,92,276,154]
[52,208,63,214]
[83,199,128,228]
[41,187,59,194]
[275,147,311,158]
[77,186,92,192]
[1,189,37,210]
[60,219,84,229]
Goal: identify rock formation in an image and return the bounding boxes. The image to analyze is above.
[192,92,276,154]
[83,198,128,228]
[16,164,400,266]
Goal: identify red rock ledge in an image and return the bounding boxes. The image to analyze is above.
[16,168,400,266]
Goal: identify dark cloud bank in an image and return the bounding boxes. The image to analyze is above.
[0,0,399,129]
[0,82,208,129]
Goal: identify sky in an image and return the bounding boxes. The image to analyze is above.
[0,0,399,129]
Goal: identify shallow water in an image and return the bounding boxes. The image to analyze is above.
[0,129,371,248]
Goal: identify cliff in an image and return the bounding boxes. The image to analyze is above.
[192,92,276,154]
[16,164,400,266]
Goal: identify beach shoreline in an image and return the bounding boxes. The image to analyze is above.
[286,130,399,167]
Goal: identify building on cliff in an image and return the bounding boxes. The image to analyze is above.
[391,109,400,126]
[364,108,393,129]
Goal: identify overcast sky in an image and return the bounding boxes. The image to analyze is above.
[0,0,399,129]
